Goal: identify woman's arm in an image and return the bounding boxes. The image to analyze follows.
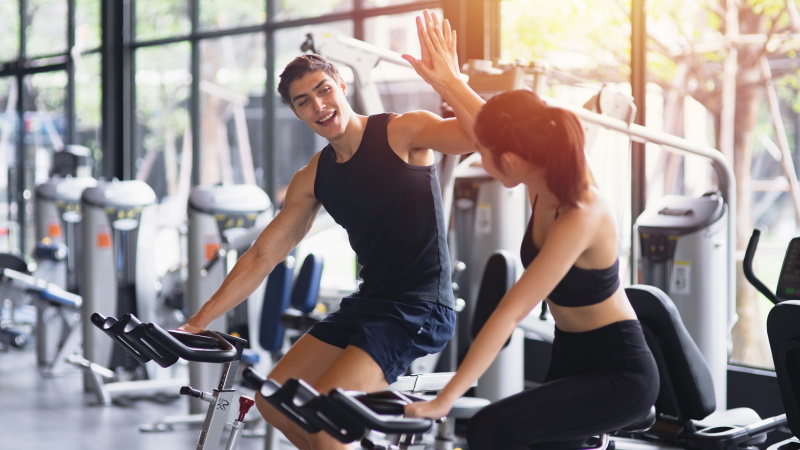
[405,205,603,418]
[402,10,486,144]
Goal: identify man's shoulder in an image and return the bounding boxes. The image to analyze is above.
[298,151,322,176]
[289,151,323,189]
[389,110,437,125]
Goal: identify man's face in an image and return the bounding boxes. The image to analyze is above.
[288,70,349,140]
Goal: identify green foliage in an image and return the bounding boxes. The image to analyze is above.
[500,0,629,70]
[24,0,69,58]
[747,0,792,16]
[278,0,344,19]
[198,0,265,29]
[75,53,102,126]
[76,0,101,50]
[776,70,800,113]
[135,43,191,154]
[136,0,191,41]
[0,1,21,62]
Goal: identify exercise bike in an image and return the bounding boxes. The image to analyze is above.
[90,312,256,450]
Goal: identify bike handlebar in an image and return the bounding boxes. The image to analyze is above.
[240,367,434,444]
[743,229,779,305]
[328,388,434,435]
[90,312,246,367]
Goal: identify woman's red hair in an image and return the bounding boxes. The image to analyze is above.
[474,90,591,207]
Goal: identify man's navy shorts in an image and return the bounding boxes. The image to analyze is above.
[306,296,456,384]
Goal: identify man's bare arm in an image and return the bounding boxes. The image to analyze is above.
[388,110,476,160]
[182,156,322,331]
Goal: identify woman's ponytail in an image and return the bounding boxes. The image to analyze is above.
[542,107,589,207]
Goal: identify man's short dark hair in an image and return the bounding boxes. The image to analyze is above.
[277,54,343,106]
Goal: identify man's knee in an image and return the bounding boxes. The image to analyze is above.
[256,392,290,427]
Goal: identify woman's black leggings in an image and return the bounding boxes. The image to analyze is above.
[466,320,659,450]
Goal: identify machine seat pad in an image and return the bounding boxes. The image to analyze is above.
[620,406,656,433]
[695,407,762,428]
[240,349,260,365]
[290,254,323,314]
[436,395,490,420]
[280,308,323,331]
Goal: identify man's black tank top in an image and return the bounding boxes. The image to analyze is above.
[313,113,454,308]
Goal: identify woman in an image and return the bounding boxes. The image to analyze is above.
[402,11,659,449]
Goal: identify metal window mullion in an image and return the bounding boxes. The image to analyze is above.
[15,0,29,253]
[123,1,133,181]
[15,71,26,254]
[20,0,27,60]
[354,0,364,40]
[265,0,276,199]
[190,0,201,186]
[66,0,76,144]
[630,0,647,283]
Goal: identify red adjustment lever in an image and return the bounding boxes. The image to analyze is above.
[237,395,255,422]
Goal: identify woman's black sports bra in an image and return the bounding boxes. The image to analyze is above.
[520,195,620,307]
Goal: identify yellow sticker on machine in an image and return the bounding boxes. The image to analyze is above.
[671,260,691,295]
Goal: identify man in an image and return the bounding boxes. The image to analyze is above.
[181,53,472,449]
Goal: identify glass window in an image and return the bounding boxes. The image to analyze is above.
[24,72,68,181]
[134,43,191,200]
[22,72,67,254]
[362,0,421,8]
[199,0,266,31]
[76,0,101,51]
[198,33,266,186]
[500,0,628,67]
[75,53,102,170]
[0,2,20,62]
[0,77,18,253]
[274,0,352,22]
[135,0,191,41]
[26,0,68,58]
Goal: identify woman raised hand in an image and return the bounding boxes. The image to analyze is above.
[402,10,460,91]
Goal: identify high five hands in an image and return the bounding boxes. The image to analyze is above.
[402,10,462,91]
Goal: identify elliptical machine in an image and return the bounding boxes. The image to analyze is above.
[742,229,800,449]
[72,179,186,405]
[186,184,273,412]
[32,175,96,375]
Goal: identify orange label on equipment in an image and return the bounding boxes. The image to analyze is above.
[96,233,112,248]
[48,223,62,238]
[205,243,220,261]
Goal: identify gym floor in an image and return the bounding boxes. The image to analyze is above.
[0,345,288,450]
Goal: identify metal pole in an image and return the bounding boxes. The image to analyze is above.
[630,0,647,282]
[190,0,201,187]
[66,0,76,145]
